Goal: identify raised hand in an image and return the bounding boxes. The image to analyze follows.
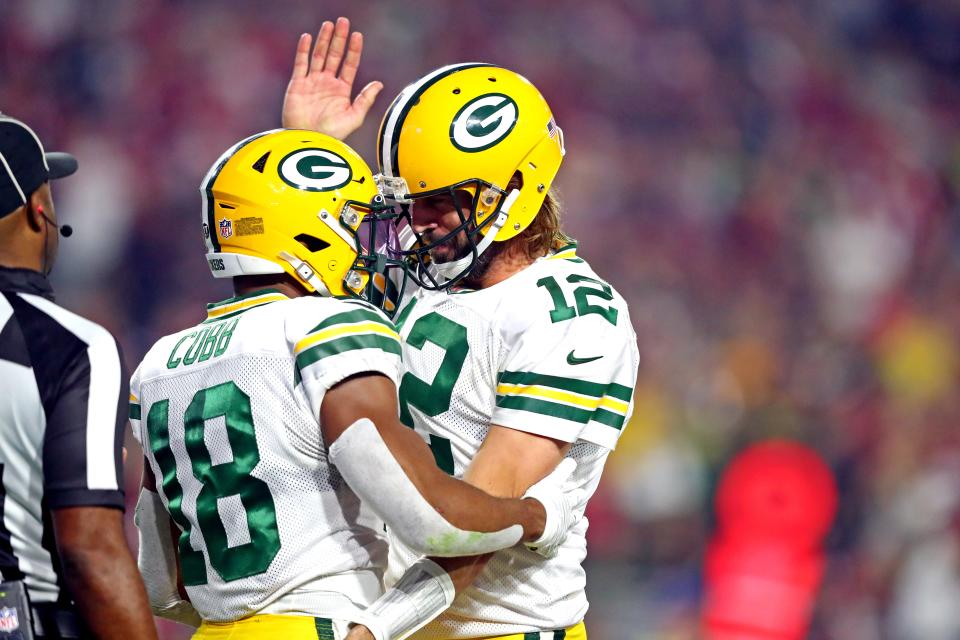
[282,17,384,140]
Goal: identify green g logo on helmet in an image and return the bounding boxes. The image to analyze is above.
[278,148,353,192]
[450,93,519,152]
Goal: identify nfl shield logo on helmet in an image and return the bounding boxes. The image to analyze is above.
[0,607,20,631]
[219,219,233,239]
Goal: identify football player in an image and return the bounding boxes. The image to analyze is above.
[130,129,581,639]
[282,19,640,640]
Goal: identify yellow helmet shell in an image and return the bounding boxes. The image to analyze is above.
[377,64,565,241]
[201,129,380,296]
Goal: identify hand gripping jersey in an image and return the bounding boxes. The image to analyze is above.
[129,290,401,622]
[387,243,639,639]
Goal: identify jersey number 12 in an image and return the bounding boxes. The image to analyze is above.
[398,312,466,475]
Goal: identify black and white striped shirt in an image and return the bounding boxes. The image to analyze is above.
[0,266,125,605]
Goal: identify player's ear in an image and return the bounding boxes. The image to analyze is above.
[507,171,523,191]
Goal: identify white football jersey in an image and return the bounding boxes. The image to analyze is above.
[130,290,401,622]
[388,244,639,638]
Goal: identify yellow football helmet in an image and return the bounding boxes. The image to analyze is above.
[201,129,406,314]
[376,63,565,288]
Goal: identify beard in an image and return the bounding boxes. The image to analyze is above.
[423,229,472,264]
[419,227,502,288]
[460,238,504,288]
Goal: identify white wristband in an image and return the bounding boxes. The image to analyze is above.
[357,558,455,640]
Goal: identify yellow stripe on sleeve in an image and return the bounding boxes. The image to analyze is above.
[295,321,400,354]
[497,383,630,415]
[598,396,630,414]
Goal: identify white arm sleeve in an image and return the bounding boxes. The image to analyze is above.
[328,418,523,557]
[134,489,202,629]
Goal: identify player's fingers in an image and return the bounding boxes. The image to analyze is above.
[353,80,383,116]
[339,31,364,86]
[290,33,311,79]
[311,21,334,75]
[323,16,350,73]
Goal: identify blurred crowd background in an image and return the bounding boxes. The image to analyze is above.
[3,0,960,638]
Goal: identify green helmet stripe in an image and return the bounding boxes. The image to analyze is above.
[376,91,406,174]
[378,63,494,179]
[200,129,277,252]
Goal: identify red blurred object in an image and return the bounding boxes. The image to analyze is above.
[703,440,838,639]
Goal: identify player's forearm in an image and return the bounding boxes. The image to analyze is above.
[431,553,493,594]
[423,471,546,541]
[54,506,158,639]
[330,418,529,556]
[324,375,545,540]
[60,542,159,639]
[375,417,547,539]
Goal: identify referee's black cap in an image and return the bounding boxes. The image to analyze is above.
[0,114,78,218]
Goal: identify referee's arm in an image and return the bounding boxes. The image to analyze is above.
[44,335,158,640]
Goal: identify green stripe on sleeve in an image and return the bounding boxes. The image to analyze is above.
[307,308,396,335]
[604,382,633,401]
[496,395,628,431]
[496,395,593,424]
[592,408,627,430]
[499,371,633,401]
[296,334,402,371]
[523,633,539,640]
[129,403,141,420]
[499,371,606,397]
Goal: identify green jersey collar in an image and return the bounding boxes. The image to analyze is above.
[548,239,580,261]
[205,288,289,322]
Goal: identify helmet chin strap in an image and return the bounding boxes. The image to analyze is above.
[433,188,519,283]
[278,251,331,296]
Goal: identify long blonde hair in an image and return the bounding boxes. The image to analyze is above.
[517,188,570,259]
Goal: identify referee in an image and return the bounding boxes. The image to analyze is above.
[0,115,157,639]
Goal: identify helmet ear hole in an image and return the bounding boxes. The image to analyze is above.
[294,234,330,253]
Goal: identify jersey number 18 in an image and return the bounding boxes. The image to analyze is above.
[147,381,280,585]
